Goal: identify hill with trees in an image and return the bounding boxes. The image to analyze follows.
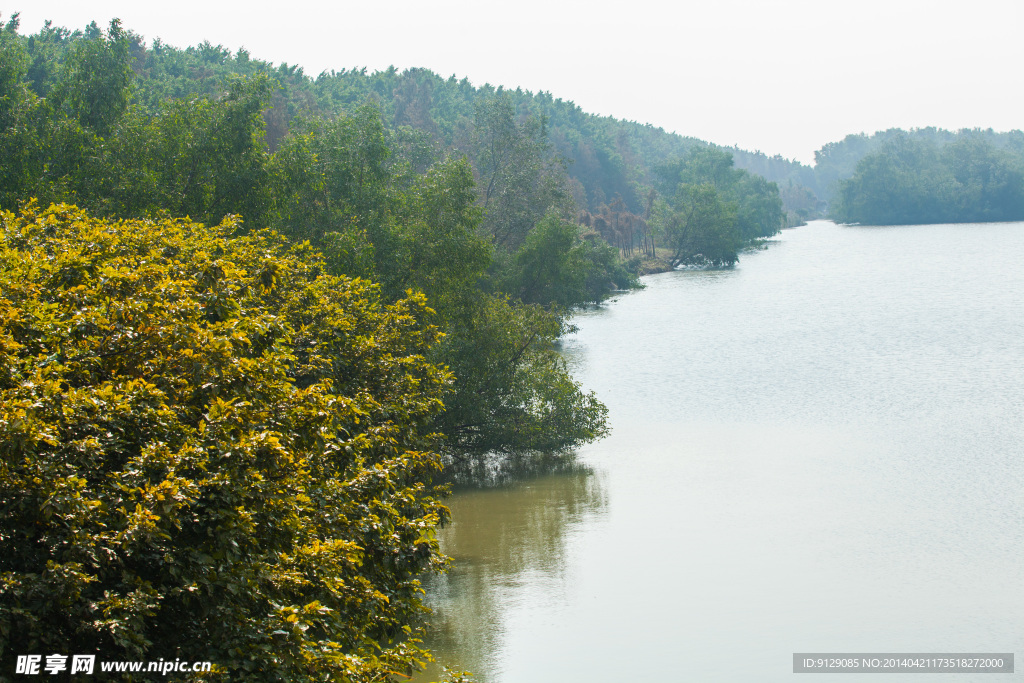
[8,15,810,226]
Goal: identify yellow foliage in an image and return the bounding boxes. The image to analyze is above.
[0,203,451,681]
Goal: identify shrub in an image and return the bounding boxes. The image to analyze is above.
[0,202,450,681]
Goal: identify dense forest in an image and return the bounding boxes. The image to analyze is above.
[11,14,1016,229]
[2,15,804,227]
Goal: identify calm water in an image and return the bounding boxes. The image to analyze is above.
[418,220,1024,683]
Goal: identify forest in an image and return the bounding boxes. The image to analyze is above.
[0,15,792,682]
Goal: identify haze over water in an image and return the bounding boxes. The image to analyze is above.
[420,220,1024,683]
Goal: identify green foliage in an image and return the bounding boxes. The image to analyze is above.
[0,16,623,467]
[813,126,1024,204]
[657,183,740,267]
[830,133,1024,225]
[3,18,138,210]
[730,172,785,241]
[269,107,491,317]
[49,20,133,137]
[472,96,573,251]
[0,14,28,109]
[503,214,637,307]
[432,294,608,462]
[0,203,451,681]
[96,75,273,225]
[7,17,830,226]
[0,14,39,209]
[656,147,783,241]
[270,106,392,252]
[2,17,803,294]
[389,157,491,323]
[654,148,782,266]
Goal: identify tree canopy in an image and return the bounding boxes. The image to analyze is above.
[654,148,784,267]
[830,133,1024,225]
[0,17,613,467]
[0,203,453,680]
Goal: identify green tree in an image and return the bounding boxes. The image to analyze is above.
[96,74,273,226]
[0,13,39,209]
[732,172,785,239]
[270,108,492,321]
[656,147,782,245]
[388,157,491,323]
[659,183,740,267]
[50,19,133,138]
[505,213,635,307]
[829,135,940,224]
[270,106,392,253]
[472,95,572,251]
[825,134,1024,225]
[941,134,1024,222]
[0,202,451,681]
[433,294,608,463]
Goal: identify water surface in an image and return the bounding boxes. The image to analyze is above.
[419,220,1024,683]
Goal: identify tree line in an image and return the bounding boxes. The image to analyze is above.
[829,132,1024,225]
[5,15,811,226]
[87,32,1024,231]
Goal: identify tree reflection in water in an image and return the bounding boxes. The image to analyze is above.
[416,454,608,682]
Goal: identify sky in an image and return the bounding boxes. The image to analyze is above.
[9,0,1024,166]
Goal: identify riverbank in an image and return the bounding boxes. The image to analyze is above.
[630,239,775,275]
[630,247,675,275]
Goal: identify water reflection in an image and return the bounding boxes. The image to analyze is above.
[416,462,607,682]
[437,451,591,490]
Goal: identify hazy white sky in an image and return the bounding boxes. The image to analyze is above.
[9,0,1023,165]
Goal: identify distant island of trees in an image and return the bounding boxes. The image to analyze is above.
[827,131,1024,225]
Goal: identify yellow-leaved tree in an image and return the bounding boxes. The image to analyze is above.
[0,202,451,681]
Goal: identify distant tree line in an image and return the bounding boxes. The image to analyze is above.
[3,15,812,225]
[829,133,1024,225]
[815,127,1024,201]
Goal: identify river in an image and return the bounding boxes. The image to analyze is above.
[416,220,1024,683]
